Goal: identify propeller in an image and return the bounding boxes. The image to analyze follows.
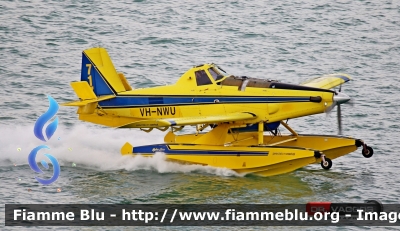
[337,101,342,135]
[337,85,343,135]
[332,85,351,135]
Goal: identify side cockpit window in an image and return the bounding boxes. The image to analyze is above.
[195,70,212,86]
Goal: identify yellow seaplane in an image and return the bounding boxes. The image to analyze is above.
[61,47,374,177]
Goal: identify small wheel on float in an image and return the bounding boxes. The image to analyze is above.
[321,157,333,170]
[362,146,374,158]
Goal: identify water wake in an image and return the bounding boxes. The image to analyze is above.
[0,124,240,177]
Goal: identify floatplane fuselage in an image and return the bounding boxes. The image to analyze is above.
[61,47,373,177]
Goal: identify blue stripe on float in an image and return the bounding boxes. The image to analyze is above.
[133,144,269,155]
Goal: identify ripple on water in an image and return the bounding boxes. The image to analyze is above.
[0,2,399,229]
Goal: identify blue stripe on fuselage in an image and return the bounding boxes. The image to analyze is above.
[98,96,310,108]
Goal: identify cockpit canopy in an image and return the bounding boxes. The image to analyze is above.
[191,64,280,91]
[193,64,226,86]
[177,63,328,93]
[182,63,279,89]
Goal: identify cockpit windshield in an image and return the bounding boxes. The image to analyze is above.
[208,66,226,81]
[208,68,219,81]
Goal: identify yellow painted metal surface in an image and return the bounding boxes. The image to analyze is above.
[121,142,133,155]
[118,112,255,128]
[71,81,97,100]
[301,74,351,89]
[170,132,357,157]
[118,73,132,91]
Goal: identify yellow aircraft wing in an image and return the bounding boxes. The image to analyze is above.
[118,112,256,128]
[301,73,351,90]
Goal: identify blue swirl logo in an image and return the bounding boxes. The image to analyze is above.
[29,95,61,185]
[28,145,60,185]
[34,95,59,142]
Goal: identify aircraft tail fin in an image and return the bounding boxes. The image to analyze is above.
[61,48,134,113]
[81,47,132,95]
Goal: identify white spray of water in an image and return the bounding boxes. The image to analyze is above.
[0,124,241,177]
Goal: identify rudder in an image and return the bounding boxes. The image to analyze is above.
[81,47,128,96]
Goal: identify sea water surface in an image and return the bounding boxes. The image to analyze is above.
[1,0,400,230]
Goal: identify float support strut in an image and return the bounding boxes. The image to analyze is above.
[258,121,264,145]
[280,121,298,136]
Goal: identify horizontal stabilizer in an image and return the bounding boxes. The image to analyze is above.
[60,95,115,106]
[301,74,351,90]
[71,81,96,100]
[118,112,256,128]
[60,81,115,106]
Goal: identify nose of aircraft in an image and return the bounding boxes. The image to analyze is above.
[333,92,351,105]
